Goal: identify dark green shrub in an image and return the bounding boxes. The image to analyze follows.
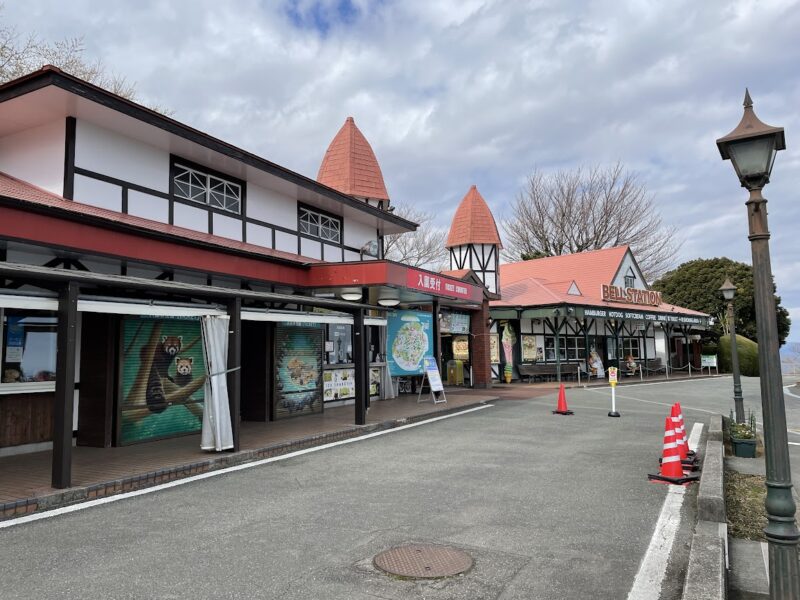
[718,334,759,377]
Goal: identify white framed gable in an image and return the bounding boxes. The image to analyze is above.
[611,249,648,289]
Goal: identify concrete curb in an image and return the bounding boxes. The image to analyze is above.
[682,414,728,600]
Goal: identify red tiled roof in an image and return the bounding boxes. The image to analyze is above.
[440,269,470,279]
[493,246,707,317]
[445,185,502,248]
[0,172,317,265]
[317,117,389,201]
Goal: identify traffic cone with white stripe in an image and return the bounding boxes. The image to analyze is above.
[648,417,699,485]
[674,403,696,459]
[552,383,574,415]
[671,404,699,471]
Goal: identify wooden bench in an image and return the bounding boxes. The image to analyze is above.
[517,363,582,383]
[644,358,665,374]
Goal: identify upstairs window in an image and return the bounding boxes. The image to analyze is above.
[299,206,341,243]
[173,163,241,214]
[624,267,636,289]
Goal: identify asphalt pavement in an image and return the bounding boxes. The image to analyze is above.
[0,376,779,599]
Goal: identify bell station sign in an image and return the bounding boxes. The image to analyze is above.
[601,284,662,307]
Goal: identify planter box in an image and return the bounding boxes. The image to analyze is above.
[731,437,757,458]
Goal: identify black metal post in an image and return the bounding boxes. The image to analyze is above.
[728,301,745,423]
[352,309,367,425]
[746,187,800,596]
[227,297,241,452]
[432,298,441,369]
[53,281,78,489]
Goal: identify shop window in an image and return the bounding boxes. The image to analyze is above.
[624,268,636,289]
[299,206,341,243]
[620,337,641,359]
[326,323,352,364]
[1,310,58,385]
[173,162,242,214]
[544,336,586,362]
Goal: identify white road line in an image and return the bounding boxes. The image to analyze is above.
[761,542,770,584]
[615,376,729,389]
[0,404,494,530]
[584,388,717,415]
[626,422,704,600]
[788,442,800,446]
[784,386,800,400]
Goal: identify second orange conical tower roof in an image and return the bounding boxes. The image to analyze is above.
[446,185,503,248]
[317,116,389,201]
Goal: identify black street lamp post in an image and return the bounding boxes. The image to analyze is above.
[720,277,745,423]
[717,89,799,598]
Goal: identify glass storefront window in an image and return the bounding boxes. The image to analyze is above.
[620,337,641,359]
[326,324,352,365]
[1,309,58,384]
[544,336,585,362]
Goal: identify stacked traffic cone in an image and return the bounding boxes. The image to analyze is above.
[648,417,699,485]
[671,404,699,471]
[552,383,574,415]
[674,403,696,459]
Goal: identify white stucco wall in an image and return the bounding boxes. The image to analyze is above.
[0,119,65,194]
[343,218,376,250]
[73,174,123,211]
[612,250,647,288]
[246,182,297,230]
[75,120,170,193]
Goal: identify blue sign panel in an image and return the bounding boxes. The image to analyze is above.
[387,310,433,376]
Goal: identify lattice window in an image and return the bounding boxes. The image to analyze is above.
[173,163,241,214]
[299,207,341,243]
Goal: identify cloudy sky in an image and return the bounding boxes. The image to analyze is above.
[7,0,800,338]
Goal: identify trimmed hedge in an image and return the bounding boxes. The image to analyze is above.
[718,334,759,377]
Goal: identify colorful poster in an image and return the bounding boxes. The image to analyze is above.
[5,316,23,362]
[452,335,470,361]
[119,318,206,445]
[521,335,538,361]
[274,324,323,419]
[449,313,470,334]
[323,368,355,401]
[502,323,516,366]
[424,356,444,392]
[387,310,433,376]
[489,334,500,364]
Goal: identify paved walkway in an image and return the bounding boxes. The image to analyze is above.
[0,389,515,511]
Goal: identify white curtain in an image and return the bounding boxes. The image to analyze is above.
[201,315,234,451]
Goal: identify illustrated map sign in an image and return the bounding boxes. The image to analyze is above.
[387,310,433,376]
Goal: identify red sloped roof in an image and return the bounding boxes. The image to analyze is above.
[440,269,470,279]
[493,246,707,317]
[445,185,502,248]
[316,117,389,201]
[0,171,317,264]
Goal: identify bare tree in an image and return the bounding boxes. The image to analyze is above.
[502,163,681,281]
[384,203,449,271]
[0,9,169,113]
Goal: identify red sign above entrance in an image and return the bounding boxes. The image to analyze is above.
[601,284,662,307]
[407,269,471,299]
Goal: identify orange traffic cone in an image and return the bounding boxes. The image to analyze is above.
[670,404,699,471]
[675,403,696,459]
[648,417,699,485]
[552,383,574,415]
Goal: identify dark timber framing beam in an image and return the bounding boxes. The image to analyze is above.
[53,281,78,489]
[227,297,242,452]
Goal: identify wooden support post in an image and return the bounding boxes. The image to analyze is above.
[227,297,241,452]
[53,281,78,489]
[352,309,367,425]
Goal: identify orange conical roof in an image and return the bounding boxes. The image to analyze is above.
[446,185,502,248]
[317,116,389,201]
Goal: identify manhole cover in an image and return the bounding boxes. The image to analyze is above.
[373,543,473,579]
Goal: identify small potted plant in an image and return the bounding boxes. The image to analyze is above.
[504,363,513,384]
[729,410,758,458]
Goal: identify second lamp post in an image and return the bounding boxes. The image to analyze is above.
[720,277,744,423]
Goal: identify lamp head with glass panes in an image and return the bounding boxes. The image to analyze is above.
[716,89,786,191]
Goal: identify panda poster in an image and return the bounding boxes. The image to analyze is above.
[119,317,207,445]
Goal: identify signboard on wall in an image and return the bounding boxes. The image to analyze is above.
[5,316,23,362]
[387,310,433,376]
[406,269,473,299]
[489,334,500,364]
[601,285,662,307]
[323,368,355,401]
[274,324,323,419]
[119,317,207,445]
[701,355,718,368]
[452,335,470,361]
